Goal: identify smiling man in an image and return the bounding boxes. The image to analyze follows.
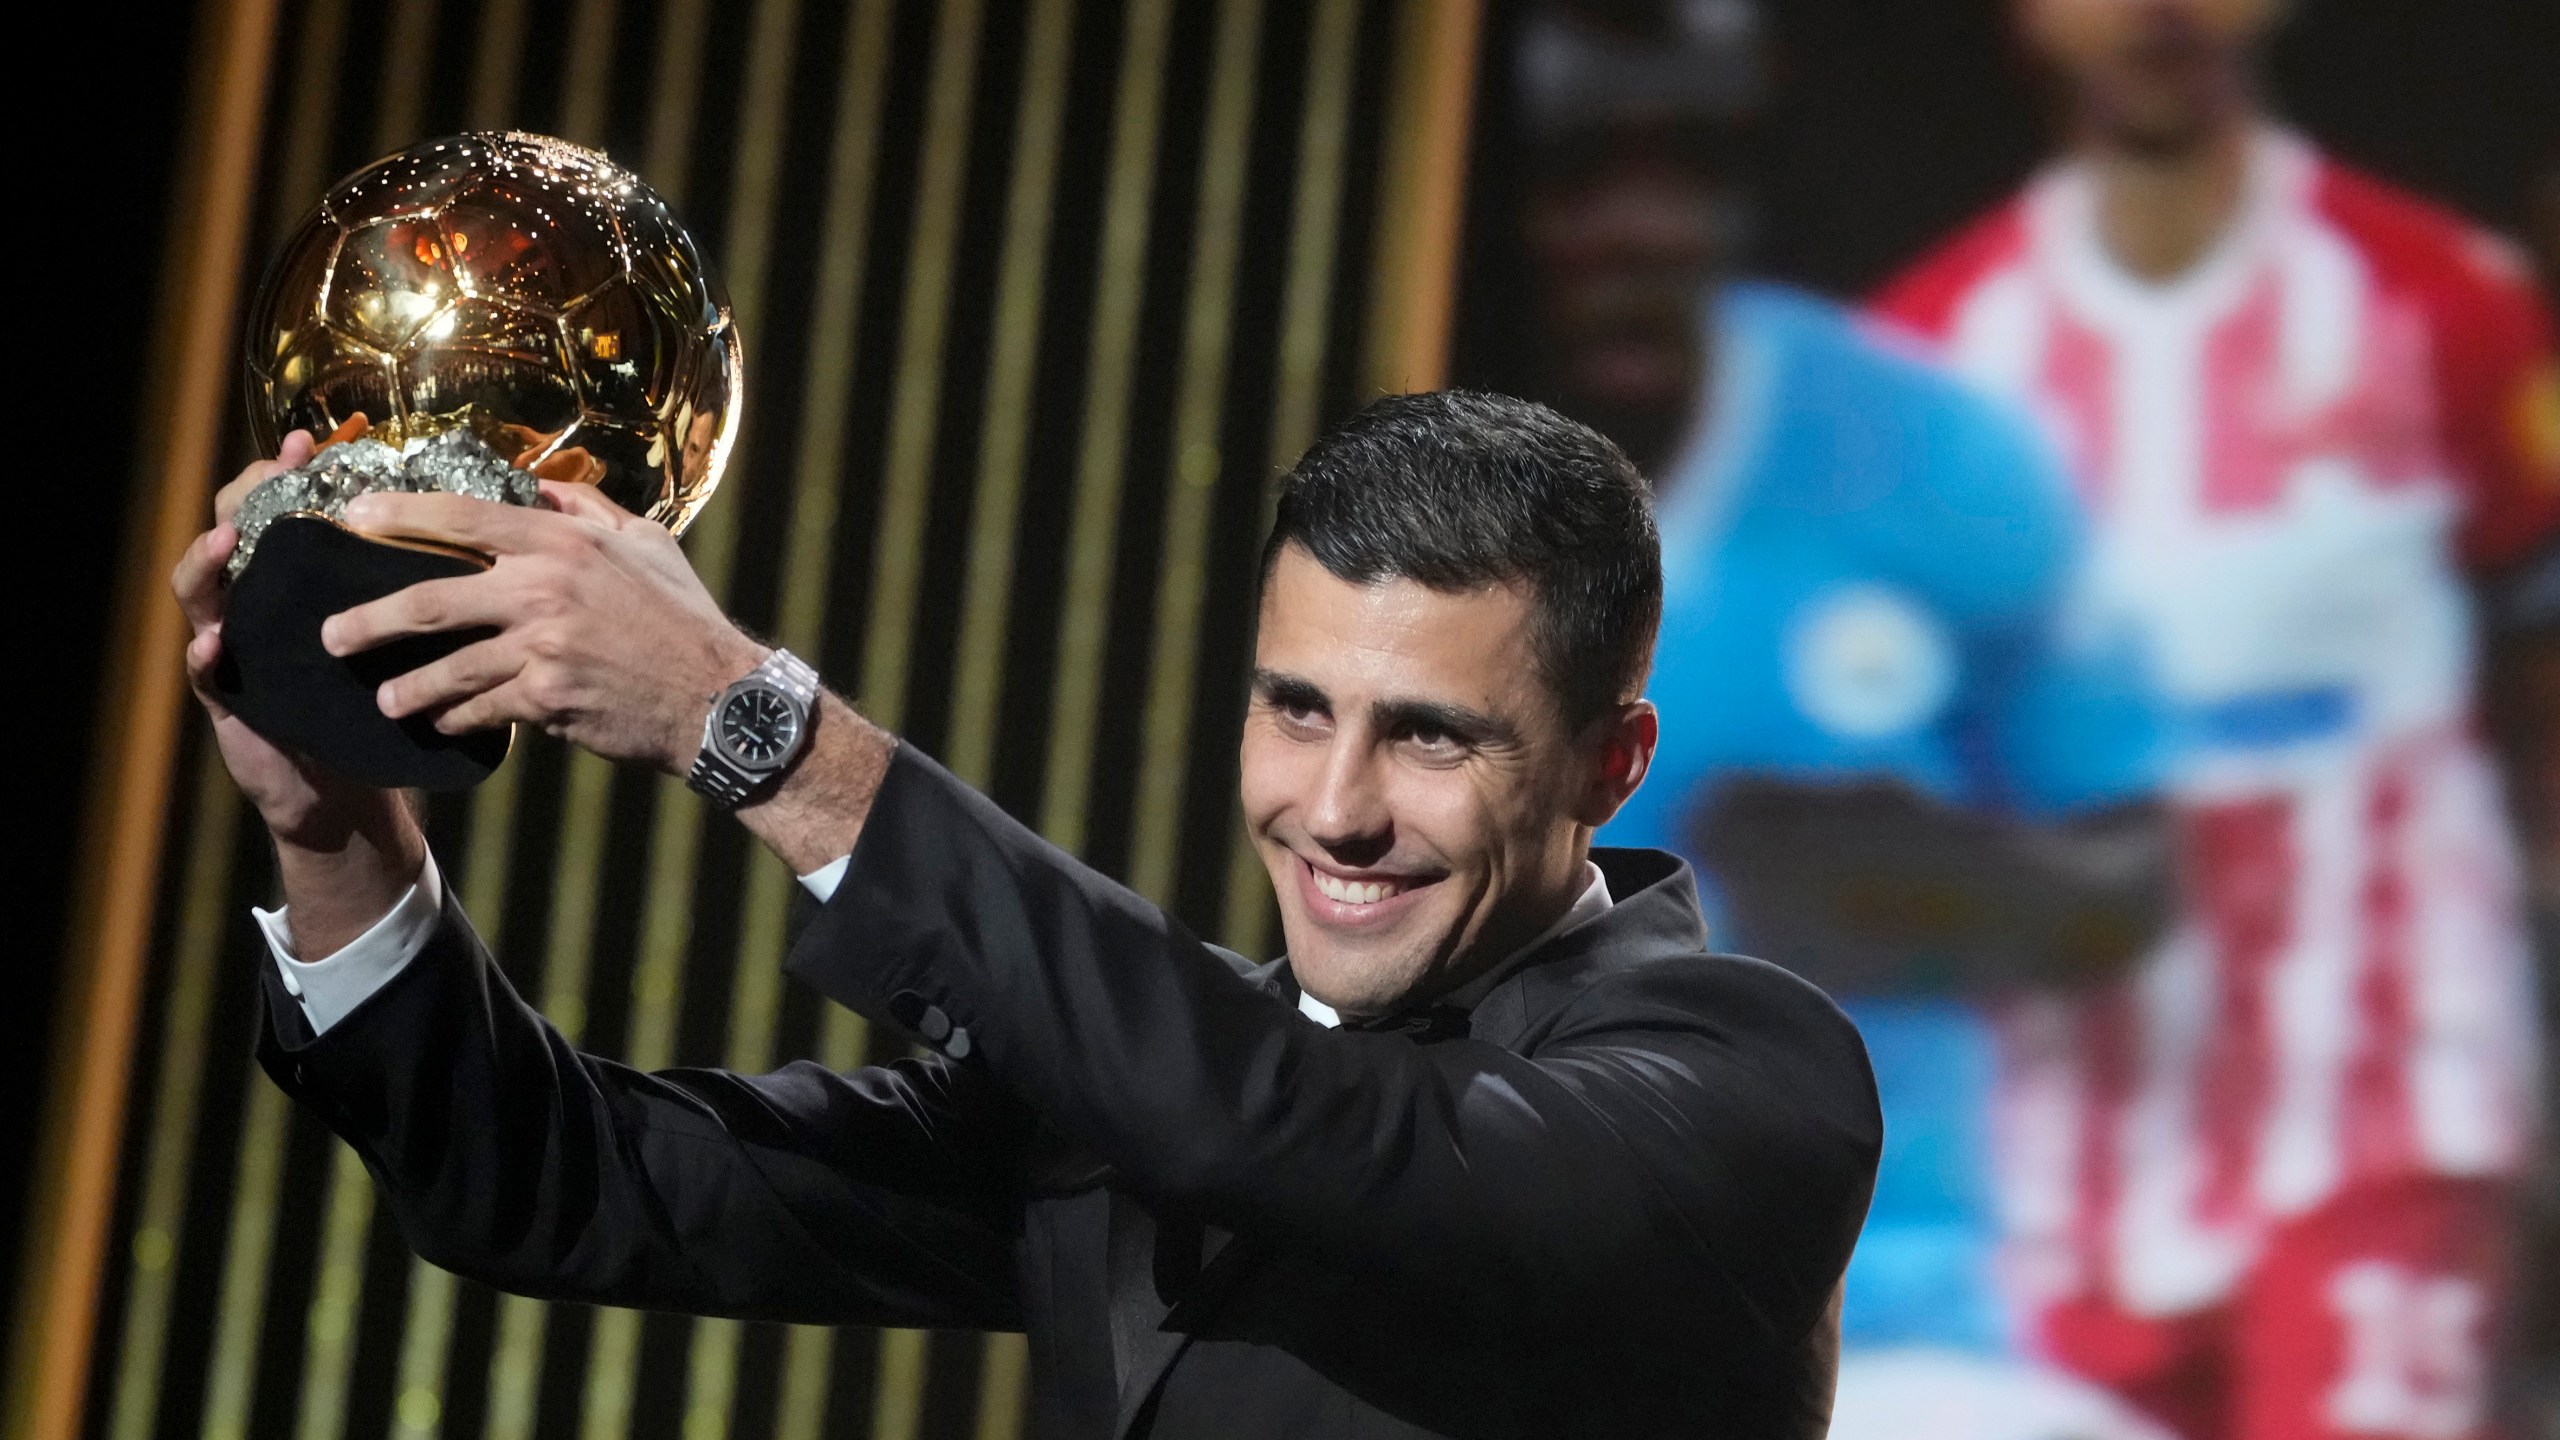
[175,390,1879,1439]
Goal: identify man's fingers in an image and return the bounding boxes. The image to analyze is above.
[215,431,318,525]
[172,524,238,631]
[323,572,513,657]
[538,479,634,527]
[377,633,526,720]
[344,490,576,556]
[185,627,235,718]
[432,676,538,736]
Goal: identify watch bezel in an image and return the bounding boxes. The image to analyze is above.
[688,647,821,810]
[710,680,807,773]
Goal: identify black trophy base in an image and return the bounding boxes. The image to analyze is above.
[213,514,512,791]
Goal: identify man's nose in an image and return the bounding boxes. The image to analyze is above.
[1305,741,1391,862]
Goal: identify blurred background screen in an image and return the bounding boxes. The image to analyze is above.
[1451,3,2557,1440]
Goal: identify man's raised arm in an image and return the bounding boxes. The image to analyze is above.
[175,447,1022,1331]
[302,437,1879,1351]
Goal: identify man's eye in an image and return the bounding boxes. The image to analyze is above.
[1400,724,1459,752]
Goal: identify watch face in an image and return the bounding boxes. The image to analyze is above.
[717,686,802,767]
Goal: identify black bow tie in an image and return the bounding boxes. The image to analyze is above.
[1343,1003,1474,1043]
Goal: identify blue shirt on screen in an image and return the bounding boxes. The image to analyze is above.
[1597,282,2162,1352]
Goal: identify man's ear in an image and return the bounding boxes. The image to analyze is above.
[1573,698,1657,828]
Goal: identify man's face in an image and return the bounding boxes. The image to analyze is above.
[2018,0,2281,152]
[1240,545,1653,1016]
[1525,141,1725,423]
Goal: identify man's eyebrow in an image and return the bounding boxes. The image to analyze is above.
[1253,671,1516,745]
[1371,696,1517,747]
[1251,669,1329,710]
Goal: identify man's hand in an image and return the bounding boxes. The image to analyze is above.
[323,482,767,774]
[176,429,425,957]
[179,428,374,842]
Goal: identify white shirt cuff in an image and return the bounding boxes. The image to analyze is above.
[799,854,851,903]
[256,851,446,1036]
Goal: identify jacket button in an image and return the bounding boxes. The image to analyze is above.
[944,1027,972,1060]
[888,989,928,1029]
[917,1005,953,1043]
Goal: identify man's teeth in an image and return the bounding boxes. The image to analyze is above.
[1312,870,1404,906]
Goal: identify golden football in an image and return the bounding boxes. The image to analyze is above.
[242,131,741,535]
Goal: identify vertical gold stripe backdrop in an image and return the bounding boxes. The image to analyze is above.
[22,0,1479,1436]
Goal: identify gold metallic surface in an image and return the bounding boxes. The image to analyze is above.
[1366,0,1482,395]
[1129,0,1268,907]
[44,1,1464,1432]
[8,2,283,1431]
[103,768,239,1440]
[244,131,741,536]
[944,0,1078,795]
[1040,0,1178,859]
[693,4,894,1436]
[559,0,798,1419]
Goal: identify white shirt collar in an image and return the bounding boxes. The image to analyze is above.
[1295,862,1614,1029]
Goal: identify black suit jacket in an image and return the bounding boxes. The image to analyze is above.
[259,746,1880,1438]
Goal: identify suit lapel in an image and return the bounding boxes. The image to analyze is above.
[1106,1193,1181,1435]
[1109,945,1285,1437]
[1462,849,1704,1051]
[1108,1192,1268,1439]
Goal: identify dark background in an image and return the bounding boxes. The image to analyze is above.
[16,0,2556,1339]
[13,8,204,1310]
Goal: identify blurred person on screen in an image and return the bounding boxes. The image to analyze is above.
[1505,5,2178,1437]
[1877,2,2560,1438]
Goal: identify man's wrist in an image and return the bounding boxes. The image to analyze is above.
[732,692,892,876]
[271,794,429,961]
[669,630,774,776]
[259,850,446,1033]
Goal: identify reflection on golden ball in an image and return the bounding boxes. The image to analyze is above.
[243,131,741,536]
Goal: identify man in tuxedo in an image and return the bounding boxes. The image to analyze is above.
[174,391,1879,1439]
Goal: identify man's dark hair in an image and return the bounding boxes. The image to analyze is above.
[1263,390,1661,732]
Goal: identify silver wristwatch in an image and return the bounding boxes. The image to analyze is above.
[687,648,821,809]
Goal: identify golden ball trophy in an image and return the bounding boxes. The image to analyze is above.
[216,132,742,788]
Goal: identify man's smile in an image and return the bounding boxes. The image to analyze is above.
[1295,854,1443,929]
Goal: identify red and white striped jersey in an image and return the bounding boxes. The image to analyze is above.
[1876,130,2560,1318]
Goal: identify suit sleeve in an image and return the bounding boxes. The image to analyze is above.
[789,747,1882,1347]
[258,884,1027,1329]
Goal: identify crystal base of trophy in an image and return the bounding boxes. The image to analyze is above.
[213,428,536,790]
[213,514,512,791]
